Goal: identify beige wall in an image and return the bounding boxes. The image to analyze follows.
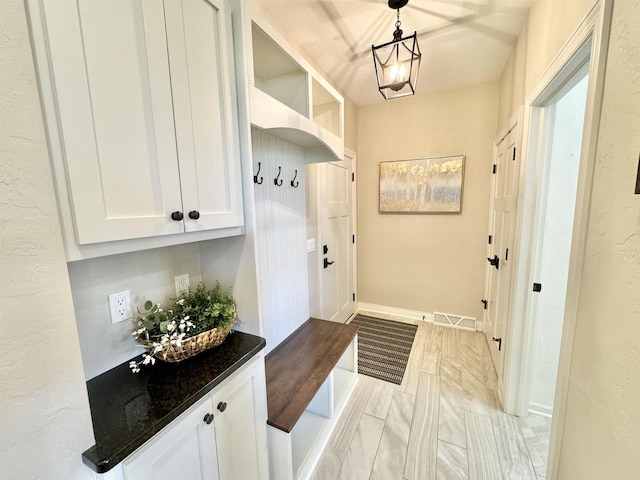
[0,0,95,478]
[557,0,640,477]
[497,0,595,129]
[357,82,498,319]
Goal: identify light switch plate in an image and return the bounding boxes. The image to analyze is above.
[306,238,316,253]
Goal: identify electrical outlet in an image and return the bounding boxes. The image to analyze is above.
[108,290,132,324]
[175,274,190,296]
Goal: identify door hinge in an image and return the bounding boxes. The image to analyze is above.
[352,293,356,302]
[533,283,542,292]
[488,235,492,245]
[492,337,502,351]
[492,164,497,174]
[481,299,488,310]
[513,147,516,161]
[352,172,355,182]
[352,234,355,244]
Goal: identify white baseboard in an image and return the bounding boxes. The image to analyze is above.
[528,401,553,418]
[357,302,433,324]
[357,302,483,332]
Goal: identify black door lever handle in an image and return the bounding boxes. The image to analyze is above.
[323,258,334,269]
[487,255,500,270]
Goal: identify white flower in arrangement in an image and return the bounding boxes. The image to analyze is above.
[129,282,237,373]
[142,354,156,366]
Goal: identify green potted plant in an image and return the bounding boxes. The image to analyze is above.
[129,282,236,373]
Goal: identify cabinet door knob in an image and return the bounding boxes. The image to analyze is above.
[203,413,214,425]
[171,211,184,221]
[188,210,200,220]
[217,401,227,412]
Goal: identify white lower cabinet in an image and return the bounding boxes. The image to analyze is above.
[119,356,268,480]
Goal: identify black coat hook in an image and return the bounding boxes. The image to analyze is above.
[253,162,263,184]
[291,169,299,188]
[274,166,283,186]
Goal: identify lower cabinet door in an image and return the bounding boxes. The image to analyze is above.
[123,400,220,480]
[212,359,268,480]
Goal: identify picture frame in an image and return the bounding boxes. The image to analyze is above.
[635,153,640,194]
[379,155,465,213]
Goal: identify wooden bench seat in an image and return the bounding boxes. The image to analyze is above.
[265,318,359,432]
[264,317,359,479]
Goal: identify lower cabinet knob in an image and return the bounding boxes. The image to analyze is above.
[171,211,184,221]
[203,413,214,425]
[188,210,200,220]
[217,401,227,412]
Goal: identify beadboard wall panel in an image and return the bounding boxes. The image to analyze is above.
[252,129,310,353]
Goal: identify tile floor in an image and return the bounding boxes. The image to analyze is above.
[311,322,550,480]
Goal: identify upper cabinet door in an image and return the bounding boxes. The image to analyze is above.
[40,0,185,244]
[164,0,245,233]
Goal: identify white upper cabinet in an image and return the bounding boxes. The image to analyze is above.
[30,0,243,254]
[164,0,243,233]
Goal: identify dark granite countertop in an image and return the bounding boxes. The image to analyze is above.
[82,331,266,474]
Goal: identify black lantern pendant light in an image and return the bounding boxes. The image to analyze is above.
[372,0,421,100]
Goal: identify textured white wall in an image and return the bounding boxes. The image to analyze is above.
[557,0,640,477]
[0,0,95,478]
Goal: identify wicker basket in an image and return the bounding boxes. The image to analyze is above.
[141,323,233,363]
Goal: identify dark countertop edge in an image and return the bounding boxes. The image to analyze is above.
[82,336,266,474]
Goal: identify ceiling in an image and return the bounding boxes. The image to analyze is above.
[254,0,532,106]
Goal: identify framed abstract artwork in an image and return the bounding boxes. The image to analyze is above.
[636,155,640,195]
[379,155,465,213]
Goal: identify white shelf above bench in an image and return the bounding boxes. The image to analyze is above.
[247,17,344,162]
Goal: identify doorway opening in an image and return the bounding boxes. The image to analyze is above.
[520,60,590,476]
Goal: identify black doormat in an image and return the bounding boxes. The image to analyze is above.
[350,314,418,385]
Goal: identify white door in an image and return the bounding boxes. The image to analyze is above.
[164,0,244,232]
[485,126,521,383]
[39,0,184,244]
[318,154,355,323]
